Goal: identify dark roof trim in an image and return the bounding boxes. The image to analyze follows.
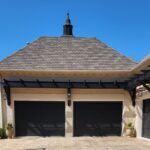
[2,79,141,107]
[3,79,128,89]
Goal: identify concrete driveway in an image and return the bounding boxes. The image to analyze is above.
[0,137,150,150]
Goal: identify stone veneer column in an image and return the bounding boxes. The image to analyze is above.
[0,77,3,128]
[65,100,73,137]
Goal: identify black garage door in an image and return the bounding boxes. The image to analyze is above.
[143,99,150,138]
[15,101,65,136]
[74,102,122,136]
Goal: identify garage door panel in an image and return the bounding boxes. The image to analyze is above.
[74,102,122,136]
[143,100,150,138]
[143,114,150,127]
[15,101,65,136]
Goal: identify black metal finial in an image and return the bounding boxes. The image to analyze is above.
[66,10,70,20]
[67,11,69,18]
[65,13,71,25]
[63,13,73,36]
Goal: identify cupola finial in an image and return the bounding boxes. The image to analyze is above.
[63,13,73,36]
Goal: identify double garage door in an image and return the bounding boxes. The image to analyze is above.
[15,101,122,136]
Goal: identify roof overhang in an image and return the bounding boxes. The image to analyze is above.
[1,55,150,107]
[131,54,150,74]
[0,55,150,79]
[0,69,132,78]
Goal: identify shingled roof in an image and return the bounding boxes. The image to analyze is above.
[0,36,137,71]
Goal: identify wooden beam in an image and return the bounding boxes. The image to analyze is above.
[127,70,150,90]
[143,84,150,92]
[3,79,9,86]
[68,80,72,88]
[2,79,128,89]
[36,80,42,87]
[52,80,57,88]
[141,69,150,73]
[98,80,104,88]
[114,80,119,88]
[134,73,143,76]
[129,76,137,80]
[84,80,88,88]
[20,79,26,87]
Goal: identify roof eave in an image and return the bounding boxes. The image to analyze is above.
[0,69,132,78]
[131,54,150,74]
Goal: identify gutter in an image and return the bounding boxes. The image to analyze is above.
[0,69,132,76]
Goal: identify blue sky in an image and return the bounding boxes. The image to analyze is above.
[0,0,150,62]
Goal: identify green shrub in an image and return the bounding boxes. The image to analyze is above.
[6,123,13,130]
[125,122,133,129]
[0,128,6,139]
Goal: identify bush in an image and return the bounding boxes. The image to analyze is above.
[125,122,134,129]
[0,128,6,139]
[6,123,13,130]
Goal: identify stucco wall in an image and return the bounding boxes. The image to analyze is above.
[2,88,135,137]
[122,92,136,134]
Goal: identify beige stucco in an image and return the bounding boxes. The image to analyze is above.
[11,88,67,101]
[72,89,125,101]
[2,88,136,137]
[135,91,150,138]
[65,102,73,137]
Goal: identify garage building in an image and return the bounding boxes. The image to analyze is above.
[0,14,150,139]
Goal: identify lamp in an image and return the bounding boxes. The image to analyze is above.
[67,88,71,106]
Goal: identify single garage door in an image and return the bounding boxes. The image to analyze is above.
[74,102,122,136]
[15,101,65,136]
[143,99,150,138]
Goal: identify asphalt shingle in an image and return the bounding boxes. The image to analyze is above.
[0,36,137,70]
